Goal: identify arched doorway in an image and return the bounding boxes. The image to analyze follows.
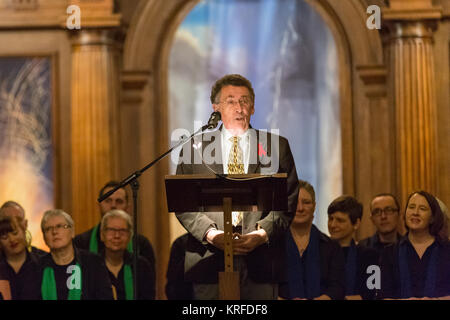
[122,0,384,298]
[168,0,342,236]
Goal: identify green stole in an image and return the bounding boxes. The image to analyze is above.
[41,263,82,300]
[123,264,134,300]
[89,224,133,253]
[90,225,135,300]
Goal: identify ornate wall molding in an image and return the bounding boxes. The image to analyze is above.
[0,0,120,29]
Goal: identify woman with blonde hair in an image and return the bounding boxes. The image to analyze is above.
[0,215,40,299]
[0,201,46,256]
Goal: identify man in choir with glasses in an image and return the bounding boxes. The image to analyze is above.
[359,193,403,254]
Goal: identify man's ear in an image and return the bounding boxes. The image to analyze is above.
[354,218,361,230]
[213,104,219,112]
[98,203,105,218]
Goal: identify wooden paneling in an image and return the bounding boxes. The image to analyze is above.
[355,65,393,239]
[433,18,450,210]
[70,29,121,232]
[383,1,442,209]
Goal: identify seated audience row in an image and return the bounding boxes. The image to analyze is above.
[0,181,156,300]
[1,180,449,300]
[166,180,449,300]
[278,182,449,300]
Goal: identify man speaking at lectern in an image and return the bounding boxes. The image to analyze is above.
[175,74,299,300]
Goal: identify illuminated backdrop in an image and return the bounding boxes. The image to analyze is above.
[169,0,342,234]
[0,57,53,250]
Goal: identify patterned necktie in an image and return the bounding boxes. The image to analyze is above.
[227,136,244,226]
[227,136,244,174]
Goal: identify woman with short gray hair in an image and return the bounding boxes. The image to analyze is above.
[39,209,113,300]
[41,209,74,234]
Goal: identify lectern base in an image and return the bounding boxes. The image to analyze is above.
[219,271,240,300]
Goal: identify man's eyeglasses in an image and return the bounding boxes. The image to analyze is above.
[222,97,252,108]
[104,227,130,237]
[43,224,71,234]
[371,207,398,217]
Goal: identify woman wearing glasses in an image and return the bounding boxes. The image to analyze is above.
[100,210,155,300]
[380,190,450,299]
[39,209,113,300]
[0,215,40,299]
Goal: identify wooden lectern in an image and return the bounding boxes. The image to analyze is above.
[165,173,288,300]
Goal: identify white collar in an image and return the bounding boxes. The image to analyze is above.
[222,126,250,141]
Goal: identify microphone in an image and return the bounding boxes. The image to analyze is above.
[206,111,221,129]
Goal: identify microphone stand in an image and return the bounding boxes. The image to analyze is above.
[97,121,217,299]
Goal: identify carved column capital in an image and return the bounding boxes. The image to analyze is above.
[68,28,124,49]
[382,0,442,41]
[382,0,442,21]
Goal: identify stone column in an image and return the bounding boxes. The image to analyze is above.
[70,29,121,230]
[383,0,442,207]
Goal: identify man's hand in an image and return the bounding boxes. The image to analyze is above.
[205,228,268,253]
[232,229,268,254]
[205,229,225,250]
[345,295,362,300]
[313,294,332,300]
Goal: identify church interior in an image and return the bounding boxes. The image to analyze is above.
[0,0,449,299]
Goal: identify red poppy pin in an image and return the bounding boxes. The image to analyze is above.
[258,143,267,157]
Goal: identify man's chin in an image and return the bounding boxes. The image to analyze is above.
[379,228,396,235]
[226,123,248,134]
[108,246,125,252]
[291,218,313,227]
[50,243,70,250]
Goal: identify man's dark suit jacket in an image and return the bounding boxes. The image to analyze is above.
[175,127,299,283]
[165,233,193,299]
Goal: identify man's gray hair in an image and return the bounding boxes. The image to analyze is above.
[41,209,74,233]
[101,209,133,236]
[0,201,25,218]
